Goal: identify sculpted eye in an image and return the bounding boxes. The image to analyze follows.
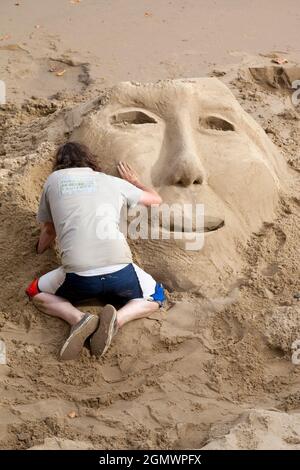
[110,110,157,125]
[199,116,235,132]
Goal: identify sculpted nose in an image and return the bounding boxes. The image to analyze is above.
[170,152,204,187]
[161,113,206,188]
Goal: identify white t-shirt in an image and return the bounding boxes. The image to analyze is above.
[77,264,128,276]
[37,168,142,272]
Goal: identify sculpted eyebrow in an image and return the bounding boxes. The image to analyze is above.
[200,106,237,121]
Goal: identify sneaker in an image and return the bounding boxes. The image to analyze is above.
[90,305,118,358]
[60,313,99,361]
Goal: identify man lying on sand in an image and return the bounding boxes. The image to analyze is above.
[26,142,165,360]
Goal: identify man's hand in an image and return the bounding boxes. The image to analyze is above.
[117,161,162,207]
[117,161,139,185]
[36,222,56,254]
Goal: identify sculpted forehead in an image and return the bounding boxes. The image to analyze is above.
[105,78,241,117]
[73,77,286,182]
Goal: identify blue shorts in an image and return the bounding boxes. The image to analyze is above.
[33,263,165,308]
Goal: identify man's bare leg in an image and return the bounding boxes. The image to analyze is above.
[33,292,99,360]
[33,294,160,359]
[116,299,159,328]
[33,294,159,327]
[33,292,84,325]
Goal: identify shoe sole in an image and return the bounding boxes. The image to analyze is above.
[90,305,117,358]
[60,315,99,361]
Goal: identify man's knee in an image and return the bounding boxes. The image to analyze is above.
[32,293,53,314]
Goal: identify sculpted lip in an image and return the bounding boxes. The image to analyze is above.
[125,212,225,236]
[160,215,225,233]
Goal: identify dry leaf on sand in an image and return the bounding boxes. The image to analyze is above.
[55,69,66,77]
[271,57,288,65]
[0,43,28,52]
[49,66,66,76]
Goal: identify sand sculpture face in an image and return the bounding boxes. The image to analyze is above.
[72,78,287,293]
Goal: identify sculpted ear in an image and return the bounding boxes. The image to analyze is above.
[239,109,287,185]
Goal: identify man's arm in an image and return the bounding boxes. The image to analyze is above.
[117,161,162,206]
[36,222,56,254]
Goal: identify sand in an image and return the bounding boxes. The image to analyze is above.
[1,0,300,451]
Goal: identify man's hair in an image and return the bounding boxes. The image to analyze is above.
[53,142,101,172]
